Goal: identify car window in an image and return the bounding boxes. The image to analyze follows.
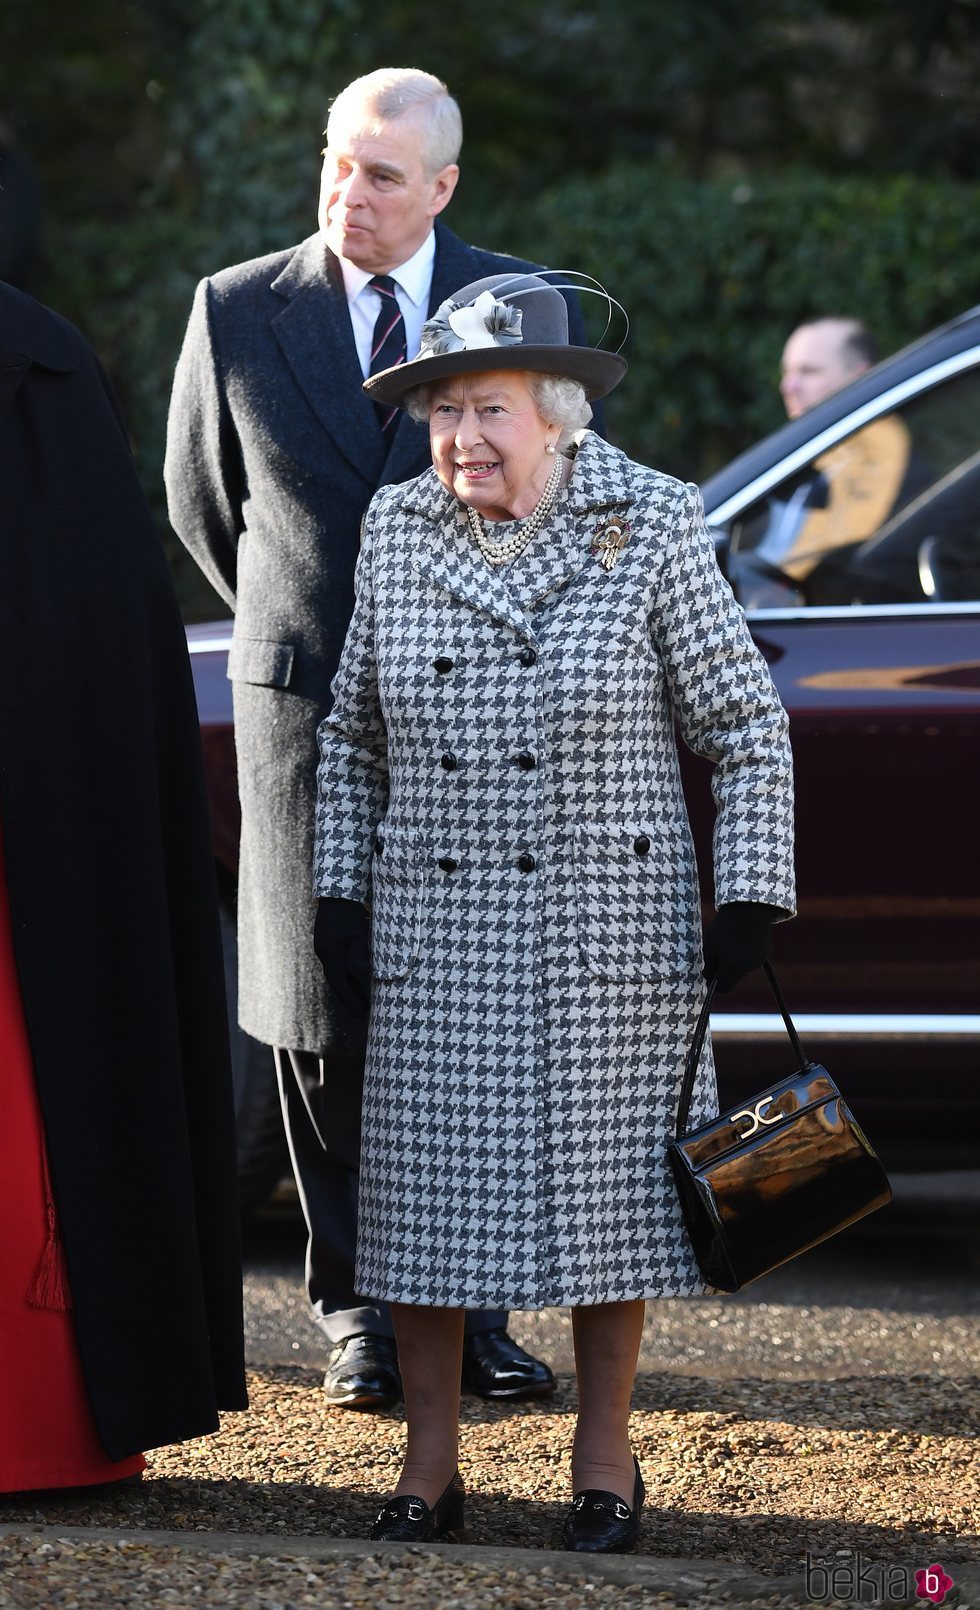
[723,365,980,609]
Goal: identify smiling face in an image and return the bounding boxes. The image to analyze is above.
[427,372,560,521]
[318,103,459,275]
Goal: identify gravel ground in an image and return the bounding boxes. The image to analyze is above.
[2,1366,976,1597]
[3,1181,976,1605]
[0,1533,854,1610]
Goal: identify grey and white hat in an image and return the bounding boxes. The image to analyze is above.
[362,271,627,406]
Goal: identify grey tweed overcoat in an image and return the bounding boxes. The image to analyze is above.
[313,431,796,1308]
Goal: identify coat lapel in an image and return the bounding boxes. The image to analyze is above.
[507,433,637,609]
[507,499,595,609]
[271,235,387,489]
[0,285,76,420]
[0,353,30,418]
[401,435,638,635]
[378,401,429,487]
[401,472,533,640]
[427,224,487,310]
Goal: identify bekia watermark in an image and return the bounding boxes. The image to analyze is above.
[804,1551,954,1603]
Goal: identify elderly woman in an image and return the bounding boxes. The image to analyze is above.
[312,273,795,1552]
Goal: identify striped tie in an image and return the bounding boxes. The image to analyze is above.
[368,274,407,435]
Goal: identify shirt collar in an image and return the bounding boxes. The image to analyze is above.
[338,230,436,309]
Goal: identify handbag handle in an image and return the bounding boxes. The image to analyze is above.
[674,961,811,1140]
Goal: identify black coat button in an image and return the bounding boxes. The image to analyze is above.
[374,834,384,857]
[634,834,651,855]
[434,655,454,674]
[440,753,458,771]
[517,851,536,873]
[519,646,537,667]
[516,750,536,771]
[437,856,458,873]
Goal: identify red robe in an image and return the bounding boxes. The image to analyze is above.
[0,283,246,1465]
[0,820,144,1490]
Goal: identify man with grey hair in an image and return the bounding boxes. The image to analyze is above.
[166,68,583,1411]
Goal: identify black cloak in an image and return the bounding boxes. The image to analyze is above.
[0,282,247,1458]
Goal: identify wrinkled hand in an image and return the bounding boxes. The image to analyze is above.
[702,901,781,994]
[314,897,371,1017]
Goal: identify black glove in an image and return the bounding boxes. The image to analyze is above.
[702,901,782,994]
[314,897,371,1017]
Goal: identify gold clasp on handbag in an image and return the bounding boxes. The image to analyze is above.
[730,1096,784,1139]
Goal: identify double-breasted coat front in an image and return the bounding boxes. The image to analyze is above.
[313,431,796,1309]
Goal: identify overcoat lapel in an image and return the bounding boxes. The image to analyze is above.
[403,474,533,641]
[507,502,595,610]
[0,292,75,419]
[0,353,30,418]
[402,436,639,636]
[379,403,428,487]
[506,434,637,610]
[271,235,387,488]
[427,224,487,310]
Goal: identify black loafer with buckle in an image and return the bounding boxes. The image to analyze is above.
[559,1456,645,1553]
[370,1470,466,1542]
[322,1333,402,1409]
[461,1328,556,1400]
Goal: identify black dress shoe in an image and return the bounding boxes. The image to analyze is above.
[370,1470,466,1542]
[461,1328,556,1400]
[322,1333,402,1409]
[559,1456,645,1553]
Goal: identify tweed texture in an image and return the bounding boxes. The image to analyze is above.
[314,431,795,1308]
[165,227,596,1052]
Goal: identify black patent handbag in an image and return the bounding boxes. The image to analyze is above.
[667,962,892,1293]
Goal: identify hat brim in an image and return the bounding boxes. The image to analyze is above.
[363,343,627,407]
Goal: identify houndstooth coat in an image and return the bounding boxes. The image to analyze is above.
[313,430,795,1310]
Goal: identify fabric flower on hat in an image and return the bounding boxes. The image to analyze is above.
[420,292,523,357]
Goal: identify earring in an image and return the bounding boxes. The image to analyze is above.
[545,442,557,455]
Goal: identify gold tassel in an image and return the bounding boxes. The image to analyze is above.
[26,1144,72,1311]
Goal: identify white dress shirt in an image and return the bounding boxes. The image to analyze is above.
[338,231,437,379]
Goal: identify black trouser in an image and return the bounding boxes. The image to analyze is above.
[274,1046,507,1344]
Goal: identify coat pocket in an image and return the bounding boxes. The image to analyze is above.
[227,636,295,689]
[370,828,423,981]
[573,822,700,982]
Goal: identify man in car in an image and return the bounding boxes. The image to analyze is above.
[744,316,911,599]
[165,67,571,1414]
[779,317,877,420]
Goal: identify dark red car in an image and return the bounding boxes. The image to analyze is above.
[189,306,980,1200]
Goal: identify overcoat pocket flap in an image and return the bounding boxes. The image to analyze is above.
[227,636,295,688]
[573,820,699,981]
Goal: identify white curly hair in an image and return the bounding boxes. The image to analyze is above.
[404,372,591,450]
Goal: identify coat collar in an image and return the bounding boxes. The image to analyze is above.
[270,234,387,489]
[404,476,533,640]
[0,283,76,419]
[0,283,77,373]
[396,432,639,637]
[513,432,638,606]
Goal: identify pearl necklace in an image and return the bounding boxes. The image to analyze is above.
[465,455,563,566]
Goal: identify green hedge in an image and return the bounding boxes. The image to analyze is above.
[7,3,980,616]
[456,165,980,485]
[41,154,980,618]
